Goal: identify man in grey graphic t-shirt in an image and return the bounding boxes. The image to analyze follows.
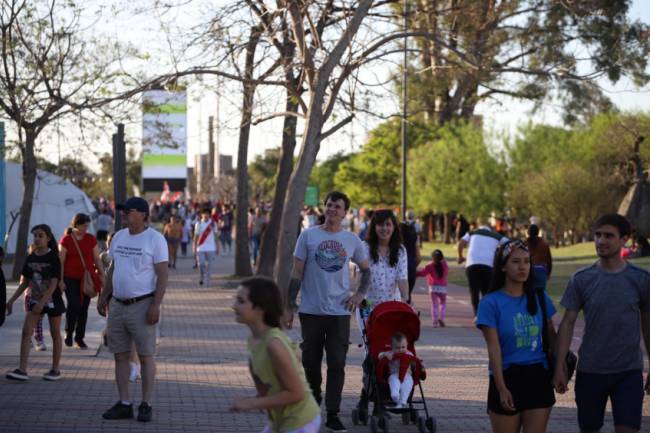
[554,214,650,433]
[286,191,370,433]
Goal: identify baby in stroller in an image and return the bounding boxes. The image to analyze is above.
[378,332,418,408]
[352,301,436,433]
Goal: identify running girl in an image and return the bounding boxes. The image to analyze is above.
[231,277,320,433]
[416,250,449,327]
[5,224,65,381]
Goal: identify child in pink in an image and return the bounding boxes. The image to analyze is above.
[416,250,448,327]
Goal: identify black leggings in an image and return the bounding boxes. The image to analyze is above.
[64,277,90,341]
[466,264,493,315]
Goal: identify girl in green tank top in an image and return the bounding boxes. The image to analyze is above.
[230,277,321,433]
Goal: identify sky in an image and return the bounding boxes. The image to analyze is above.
[22,0,650,170]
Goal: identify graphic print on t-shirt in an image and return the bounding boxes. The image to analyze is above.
[513,312,539,351]
[315,240,348,272]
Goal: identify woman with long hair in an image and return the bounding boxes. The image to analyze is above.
[59,213,104,349]
[360,209,409,316]
[476,240,557,433]
[5,224,65,380]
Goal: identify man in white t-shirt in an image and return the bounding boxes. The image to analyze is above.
[194,208,218,286]
[97,197,168,423]
[457,220,508,316]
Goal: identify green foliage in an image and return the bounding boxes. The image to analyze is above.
[408,122,506,218]
[506,112,650,237]
[332,119,437,207]
[248,148,282,202]
[310,151,352,199]
[398,0,649,125]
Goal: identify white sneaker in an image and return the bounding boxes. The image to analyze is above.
[129,363,141,382]
[395,403,404,409]
[35,340,47,351]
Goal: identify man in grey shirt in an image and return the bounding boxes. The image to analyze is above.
[286,191,370,433]
[554,214,650,433]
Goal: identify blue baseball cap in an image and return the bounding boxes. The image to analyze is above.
[116,197,149,213]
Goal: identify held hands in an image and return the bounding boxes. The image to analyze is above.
[498,386,515,412]
[58,280,66,292]
[343,292,365,312]
[552,364,568,394]
[645,373,650,395]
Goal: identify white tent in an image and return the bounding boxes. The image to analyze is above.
[3,162,96,254]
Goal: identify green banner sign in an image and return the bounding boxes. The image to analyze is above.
[305,185,319,207]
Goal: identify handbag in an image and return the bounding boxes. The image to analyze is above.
[537,288,577,382]
[71,235,99,299]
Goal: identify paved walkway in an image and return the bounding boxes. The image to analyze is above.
[0,253,648,433]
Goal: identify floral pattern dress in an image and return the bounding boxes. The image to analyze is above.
[363,242,408,308]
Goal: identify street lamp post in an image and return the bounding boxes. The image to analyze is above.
[401,0,409,220]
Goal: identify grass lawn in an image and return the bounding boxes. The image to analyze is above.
[422,240,650,307]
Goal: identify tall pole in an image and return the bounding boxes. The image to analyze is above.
[401,0,408,220]
[0,122,5,247]
[113,124,126,231]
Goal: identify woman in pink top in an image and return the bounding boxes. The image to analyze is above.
[416,249,448,327]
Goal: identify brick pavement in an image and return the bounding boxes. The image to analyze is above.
[0,253,648,433]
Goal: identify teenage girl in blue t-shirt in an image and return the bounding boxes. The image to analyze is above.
[476,239,557,433]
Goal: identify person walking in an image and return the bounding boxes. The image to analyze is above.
[400,210,421,304]
[458,220,508,317]
[553,214,650,433]
[59,213,104,349]
[219,204,233,254]
[231,277,321,433]
[286,191,371,433]
[194,208,218,286]
[96,208,113,252]
[477,240,557,433]
[250,207,267,266]
[97,196,168,423]
[416,249,449,327]
[360,209,409,315]
[525,224,552,291]
[180,216,192,257]
[163,215,183,269]
[5,224,65,381]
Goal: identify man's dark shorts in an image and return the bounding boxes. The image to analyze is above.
[575,369,644,431]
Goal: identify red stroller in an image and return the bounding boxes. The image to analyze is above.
[351,301,436,433]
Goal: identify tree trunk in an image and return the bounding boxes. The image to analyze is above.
[256,96,298,276]
[443,212,452,244]
[12,129,38,280]
[274,115,324,290]
[234,29,261,277]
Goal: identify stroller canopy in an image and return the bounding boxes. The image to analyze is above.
[366,301,420,357]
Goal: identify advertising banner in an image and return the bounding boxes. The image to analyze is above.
[142,90,187,191]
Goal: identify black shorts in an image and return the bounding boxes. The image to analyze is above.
[28,292,66,317]
[488,363,555,415]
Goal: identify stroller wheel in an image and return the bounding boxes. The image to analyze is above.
[352,408,360,426]
[402,412,410,425]
[410,409,418,423]
[417,416,426,433]
[426,416,437,433]
[370,415,379,433]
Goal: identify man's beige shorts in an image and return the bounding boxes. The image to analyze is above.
[107,297,157,356]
